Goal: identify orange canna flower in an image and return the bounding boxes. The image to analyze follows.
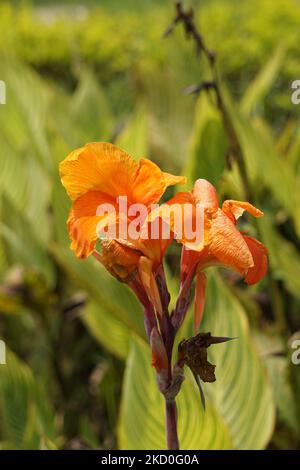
[167,179,268,332]
[60,142,185,257]
[60,144,267,331]
[59,142,186,314]
[162,178,267,281]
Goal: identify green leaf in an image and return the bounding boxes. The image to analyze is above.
[0,141,51,247]
[0,58,51,171]
[118,336,233,450]
[82,299,131,360]
[252,331,299,435]
[258,216,300,298]
[0,350,58,449]
[240,45,286,115]
[71,68,114,142]
[0,197,55,286]
[266,356,298,434]
[116,105,149,158]
[118,272,275,450]
[185,93,227,188]
[52,245,145,341]
[180,274,275,450]
[200,275,275,449]
[223,88,300,236]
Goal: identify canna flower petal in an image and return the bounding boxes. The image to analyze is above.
[68,209,99,259]
[146,191,193,236]
[192,179,219,209]
[59,142,186,206]
[146,191,207,251]
[243,235,268,285]
[67,190,119,258]
[146,180,220,254]
[208,209,254,275]
[138,219,173,264]
[60,143,135,201]
[131,158,186,207]
[222,200,264,222]
[162,171,187,188]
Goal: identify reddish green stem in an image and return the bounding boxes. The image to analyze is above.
[165,399,179,450]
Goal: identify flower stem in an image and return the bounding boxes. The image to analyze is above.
[165,398,179,450]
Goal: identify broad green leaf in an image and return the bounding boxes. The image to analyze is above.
[253,331,299,435]
[48,87,85,152]
[201,275,275,449]
[0,198,55,286]
[51,173,73,247]
[266,356,298,434]
[83,299,131,360]
[223,88,300,236]
[185,93,227,188]
[116,105,149,158]
[0,70,52,247]
[240,45,286,115]
[52,245,145,340]
[0,138,28,212]
[288,336,300,438]
[118,336,233,450]
[0,58,51,172]
[0,142,51,247]
[71,68,114,142]
[0,350,58,449]
[283,123,300,175]
[258,216,300,298]
[180,274,275,450]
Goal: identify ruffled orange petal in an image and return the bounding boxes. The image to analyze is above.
[146,191,206,251]
[162,171,186,188]
[68,191,118,258]
[194,272,207,333]
[243,235,268,285]
[192,179,219,210]
[68,211,99,259]
[208,209,254,274]
[110,218,173,266]
[222,200,264,222]
[60,143,136,201]
[60,142,185,206]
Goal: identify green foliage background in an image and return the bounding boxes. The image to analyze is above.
[0,0,300,450]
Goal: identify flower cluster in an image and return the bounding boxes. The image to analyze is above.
[60,142,268,449]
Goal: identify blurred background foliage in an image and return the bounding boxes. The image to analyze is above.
[0,0,300,450]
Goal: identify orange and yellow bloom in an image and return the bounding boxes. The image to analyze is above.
[60,142,267,330]
[60,142,185,259]
[60,140,269,450]
[59,142,186,315]
[166,179,268,331]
